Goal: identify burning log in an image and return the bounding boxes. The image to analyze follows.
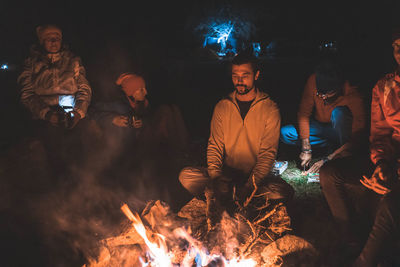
[84,199,315,267]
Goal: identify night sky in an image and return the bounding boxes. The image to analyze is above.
[1,0,400,147]
[2,1,400,62]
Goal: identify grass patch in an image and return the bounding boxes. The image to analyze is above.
[281,160,322,200]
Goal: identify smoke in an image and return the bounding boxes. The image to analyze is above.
[1,121,183,266]
[53,132,171,262]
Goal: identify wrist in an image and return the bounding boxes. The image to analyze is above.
[72,110,81,120]
[73,109,84,119]
[301,138,311,148]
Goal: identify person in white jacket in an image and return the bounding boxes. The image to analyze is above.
[17,24,100,173]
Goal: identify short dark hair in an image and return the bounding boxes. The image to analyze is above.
[231,52,259,72]
[315,58,345,94]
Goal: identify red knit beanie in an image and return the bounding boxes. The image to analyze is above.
[115,73,145,92]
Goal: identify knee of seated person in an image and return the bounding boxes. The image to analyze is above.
[178,167,193,188]
[280,125,297,144]
[319,161,339,186]
[331,106,351,121]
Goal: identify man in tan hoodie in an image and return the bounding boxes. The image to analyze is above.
[179,52,294,210]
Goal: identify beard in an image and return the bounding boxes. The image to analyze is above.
[235,84,254,95]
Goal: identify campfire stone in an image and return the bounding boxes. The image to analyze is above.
[261,234,318,267]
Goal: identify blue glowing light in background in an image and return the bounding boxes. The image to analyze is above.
[1,64,8,70]
[202,21,237,57]
[319,41,337,52]
[252,42,261,57]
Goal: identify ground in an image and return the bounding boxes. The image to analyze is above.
[279,159,337,266]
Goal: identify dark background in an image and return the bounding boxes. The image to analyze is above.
[1,1,400,266]
[1,0,400,144]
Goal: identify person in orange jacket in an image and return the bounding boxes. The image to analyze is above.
[280,58,366,174]
[319,29,400,266]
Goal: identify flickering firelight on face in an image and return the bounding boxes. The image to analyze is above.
[43,33,62,53]
[120,76,147,108]
[231,63,259,95]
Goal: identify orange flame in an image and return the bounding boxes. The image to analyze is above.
[120,203,256,267]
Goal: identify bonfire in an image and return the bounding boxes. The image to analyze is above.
[84,179,318,266]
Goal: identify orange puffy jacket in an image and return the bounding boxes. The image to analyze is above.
[370,71,400,176]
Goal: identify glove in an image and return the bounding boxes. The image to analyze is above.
[65,111,81,129]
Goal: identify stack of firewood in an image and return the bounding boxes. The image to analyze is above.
[84,196,316,266]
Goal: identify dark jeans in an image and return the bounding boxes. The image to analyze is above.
[280,106,353,148]
[319,157,400,266]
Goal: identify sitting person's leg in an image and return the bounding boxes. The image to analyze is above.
[354,190,400,267]
[330,105,353,146]
[319,157,375,240]
[308,119,334,147]
[280,124,299,145]
[179,166,210,196]
[280,120,334,148]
